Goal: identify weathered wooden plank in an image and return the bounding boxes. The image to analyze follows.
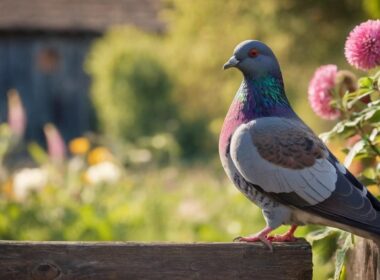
[346,237,380,280]
[0,240,312,280]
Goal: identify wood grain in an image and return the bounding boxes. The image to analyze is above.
[347,237,380,280]
[0,240,312,280]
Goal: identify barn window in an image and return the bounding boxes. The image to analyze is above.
[37,48,60,73]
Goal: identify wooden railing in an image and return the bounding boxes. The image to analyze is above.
[0,240,312,280]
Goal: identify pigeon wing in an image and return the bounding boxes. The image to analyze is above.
[230,117,380,233]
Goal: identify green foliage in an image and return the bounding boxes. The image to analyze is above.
[86,0,369,159]
[307,227,340,264]
[162,0,365,131]
[321,69,380,186]
[175,118,214,159]
[308,66,380,279]
[5,2,377,279]
[0,124,11,163]
[0,128,266,242]
[307,227,353,280]
[334,232,353,280]
[0,162,267,243]
[86,28,176,141]
[363,0,380,18]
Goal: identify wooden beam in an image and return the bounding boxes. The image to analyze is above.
[0,240,312,280]
[346,237,380,280]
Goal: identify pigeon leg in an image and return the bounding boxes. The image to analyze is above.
[234,226,273,251]
[268,225,298,242]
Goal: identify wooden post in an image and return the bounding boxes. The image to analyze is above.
[346,237,380,280]
[0,240,312,280]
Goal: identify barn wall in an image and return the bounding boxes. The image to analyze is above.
[0,33,96,145]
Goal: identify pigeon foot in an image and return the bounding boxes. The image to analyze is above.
[234,226,273,251]
[268,225,298,242]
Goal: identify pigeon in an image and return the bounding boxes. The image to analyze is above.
[220,40,380,249]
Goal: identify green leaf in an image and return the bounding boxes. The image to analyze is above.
[307,227,343,265]
[344,139,365,168]
[370,90,380,102]
[27,143,49,165]
[342,89,367,110]
[334,232,353,280]
[347,90,374,109]
[342,118,361,128]
[319,131,335,142]
[320,119,360,141]
[364,107,380,122]
[336,122,357,137]
[358,77,373,89]
[306,227,339,243]
[369,128,379,142]
[362,167,376,180]
[358,176,378,186]
[367,99,380,107]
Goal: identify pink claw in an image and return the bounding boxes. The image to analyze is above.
[268,225,298,242]
[235,225,298,251]
[235,226,274,251]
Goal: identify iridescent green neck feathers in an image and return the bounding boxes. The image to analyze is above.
[235,75,293,118]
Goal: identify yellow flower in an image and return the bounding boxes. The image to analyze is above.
[2,179,13,198]
[69,137,90,155]
[87,147,113,165]
[367,185,380,196]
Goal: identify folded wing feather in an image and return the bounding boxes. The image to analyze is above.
[230,117,337,205]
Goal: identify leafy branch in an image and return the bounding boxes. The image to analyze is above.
[310,68,380,279]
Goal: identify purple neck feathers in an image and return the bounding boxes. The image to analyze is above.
[219,74,295,155]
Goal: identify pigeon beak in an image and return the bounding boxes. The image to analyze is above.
[223,56,240,70]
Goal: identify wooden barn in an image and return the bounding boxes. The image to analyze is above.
[0,0,162,144]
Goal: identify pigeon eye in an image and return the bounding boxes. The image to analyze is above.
[248,48,259,58]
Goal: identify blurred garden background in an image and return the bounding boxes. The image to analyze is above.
[0,0,380,279]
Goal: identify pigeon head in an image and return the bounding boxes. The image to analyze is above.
[223,40,281,79]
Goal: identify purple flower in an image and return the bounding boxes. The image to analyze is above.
[345,20,380,70]
[308,65,340,120]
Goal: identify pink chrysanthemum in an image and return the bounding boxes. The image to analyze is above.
[345,20,380,70]
[308,64,340,120]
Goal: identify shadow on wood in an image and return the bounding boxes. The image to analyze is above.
[0,240,312,280]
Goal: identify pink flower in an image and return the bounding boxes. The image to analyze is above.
[345,20,380,70]
[308,65,340,120]
[7,89,26,137]
[43,123,66,162]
